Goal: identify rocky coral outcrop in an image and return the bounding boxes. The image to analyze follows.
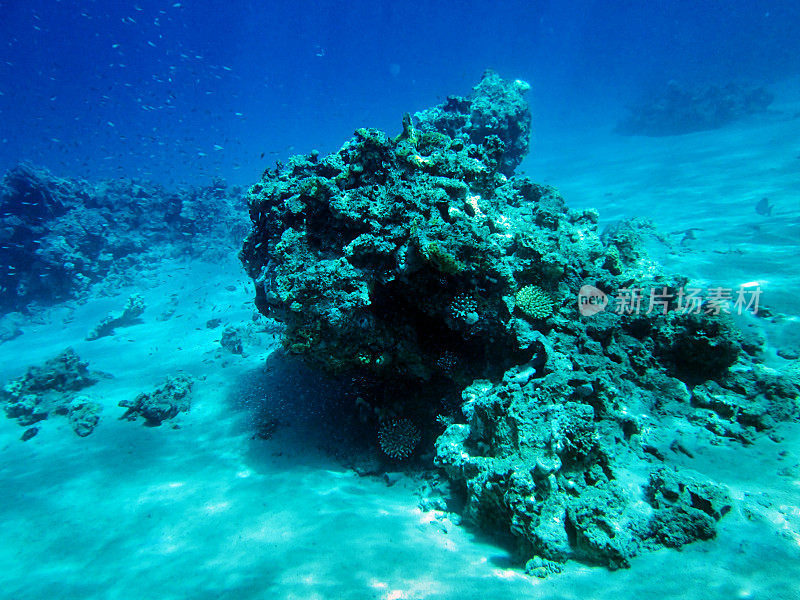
[1,348,104,438]
[119,374,193,426]
[241,70,647,387]
[239,71,799,570]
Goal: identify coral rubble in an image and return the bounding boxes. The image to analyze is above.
[240,71,799,569]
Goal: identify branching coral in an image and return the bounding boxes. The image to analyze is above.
[378,418,421,459]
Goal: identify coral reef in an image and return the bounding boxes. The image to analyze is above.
[119,374,193,426]
[241,70,605,385]
[412,70,532,176]
[240,71,799,570]
[617,81,773,136]
[1,348,103,438]
[0,164,247,313]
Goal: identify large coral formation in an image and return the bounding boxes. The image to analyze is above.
[240,71,799,569]
[241,71,607,385]
[0,165,247,313]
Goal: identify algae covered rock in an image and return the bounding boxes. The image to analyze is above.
[645,466,731,547]
[67,395,103,437]
[434,355,735,569]
[413,70,532,176]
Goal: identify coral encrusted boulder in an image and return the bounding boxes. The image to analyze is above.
[240,70,650,385]
[240,71,799,570]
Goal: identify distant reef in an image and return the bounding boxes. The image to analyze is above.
[617,80,773,136]
[240,70,799,571]
[0,163,248,313]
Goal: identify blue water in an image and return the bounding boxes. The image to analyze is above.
[2,1,798,186]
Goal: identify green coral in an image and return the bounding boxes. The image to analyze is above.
[515,285,554,320]
[425,242,465,275]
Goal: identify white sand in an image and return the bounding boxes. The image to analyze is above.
[1,88,800,599]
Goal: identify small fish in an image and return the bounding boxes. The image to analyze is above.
[755,197,773,216]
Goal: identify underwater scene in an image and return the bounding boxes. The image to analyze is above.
[1,1,800,598]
